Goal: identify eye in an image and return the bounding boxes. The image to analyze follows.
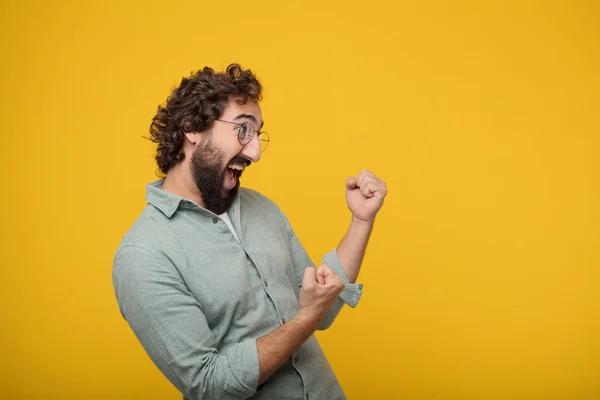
[236,123,249,136]
[236,122,255,145]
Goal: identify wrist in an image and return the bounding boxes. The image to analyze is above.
[295,309,321,331]
[351,215,375,228]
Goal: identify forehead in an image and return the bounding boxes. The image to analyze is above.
[221,98,263,125]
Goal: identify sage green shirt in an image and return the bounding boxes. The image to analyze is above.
[113,180,363,399]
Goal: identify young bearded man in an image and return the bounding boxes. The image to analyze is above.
[113,64,387,399]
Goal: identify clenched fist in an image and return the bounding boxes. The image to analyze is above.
[346,169,387,223]
[299,265,345,328]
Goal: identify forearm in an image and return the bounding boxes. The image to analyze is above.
[256,311,318,385]
[336,216,374,283]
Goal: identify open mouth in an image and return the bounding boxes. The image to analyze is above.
[225,163,246,188]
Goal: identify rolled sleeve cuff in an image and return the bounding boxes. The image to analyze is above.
[223,338,260,397]
[322,249,363,308]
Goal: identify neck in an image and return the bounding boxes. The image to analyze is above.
[161,161,206,207]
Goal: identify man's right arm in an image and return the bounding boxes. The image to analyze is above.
[256,265,344,384]
[113,245,343,398]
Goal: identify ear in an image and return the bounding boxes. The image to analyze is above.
[184,131,200,145]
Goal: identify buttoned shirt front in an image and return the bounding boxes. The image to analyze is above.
[113,180,363,399]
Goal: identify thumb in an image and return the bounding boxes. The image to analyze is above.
[346,177,358,190]
[302,267,317,289]
[316,266,326,285]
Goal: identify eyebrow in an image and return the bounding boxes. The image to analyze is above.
[233,113,264,129]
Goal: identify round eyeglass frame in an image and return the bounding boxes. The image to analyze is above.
[215,119,270,153]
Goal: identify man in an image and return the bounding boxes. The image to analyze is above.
[113,64,387,399]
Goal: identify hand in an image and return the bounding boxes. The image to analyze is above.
[346,169,387,223]
[299,265,345,327]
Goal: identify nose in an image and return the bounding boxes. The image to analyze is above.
[241,134,261,163]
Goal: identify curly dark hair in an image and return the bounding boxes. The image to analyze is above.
[149,64,262,175]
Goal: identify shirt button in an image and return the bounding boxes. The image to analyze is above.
[282,317,286,324]
[263,279,268,287]
[212,217,218,224]
[293,355,298,363]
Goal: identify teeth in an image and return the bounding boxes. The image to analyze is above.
[227,164,245,171]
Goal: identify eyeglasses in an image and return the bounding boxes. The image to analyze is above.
[215,119,270,153]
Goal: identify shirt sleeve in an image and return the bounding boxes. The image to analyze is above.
[113,245,260,400]
[283,214,363,330]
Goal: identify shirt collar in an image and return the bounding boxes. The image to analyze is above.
[146,179,241,219]
[146,179,183,218]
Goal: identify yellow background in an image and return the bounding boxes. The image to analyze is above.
[1,0,598,399]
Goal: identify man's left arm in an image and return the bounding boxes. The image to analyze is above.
[336,169,388,283]
[283,169,387,329]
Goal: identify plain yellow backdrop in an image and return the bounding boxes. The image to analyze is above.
[1,0,598,399]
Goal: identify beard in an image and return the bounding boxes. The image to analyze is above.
[190,137,243,215]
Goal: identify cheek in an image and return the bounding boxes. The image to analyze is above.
[224,144,243,160]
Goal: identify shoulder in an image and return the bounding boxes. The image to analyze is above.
[238,187,294,230]
[113,205,182,290]
[239,187,281,212]
[114,204,175,262]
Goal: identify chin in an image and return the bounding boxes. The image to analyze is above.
[221,185,233,198]
[221,180,240,199]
